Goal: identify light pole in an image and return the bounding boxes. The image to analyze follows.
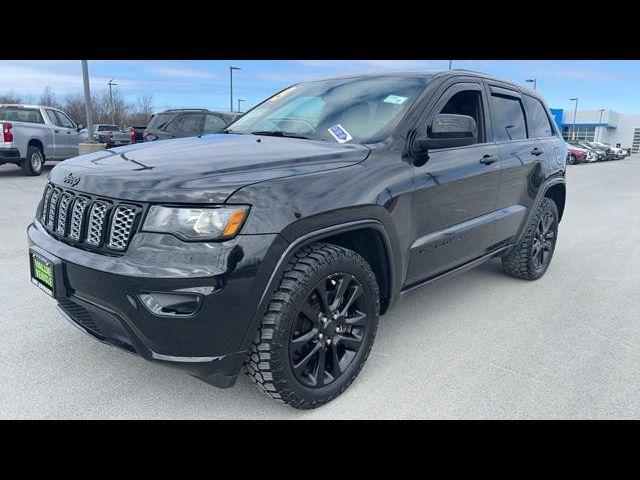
[597,108,605,142]
[81,61,94,143]
[107,79,118,125]
[229,66,241,112]
[448,60,453,70]
[526,78,537,90]
[569,97,579,141]
[237,99,244,113]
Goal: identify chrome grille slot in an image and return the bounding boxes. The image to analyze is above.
[56,193,73,235]
[46,189,61,230]
[107,205,139,251]
[85,201,109,247]
[41,185,53,224]
[68,196,89,241]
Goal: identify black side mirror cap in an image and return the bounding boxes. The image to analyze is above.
[415,114,478,152]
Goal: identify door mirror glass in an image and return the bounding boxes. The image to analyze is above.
[416,114,478,151]
[77,124,84,131]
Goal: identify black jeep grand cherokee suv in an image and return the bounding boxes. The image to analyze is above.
[28,71,566,409]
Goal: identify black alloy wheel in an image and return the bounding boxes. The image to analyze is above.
[290,273,368,388]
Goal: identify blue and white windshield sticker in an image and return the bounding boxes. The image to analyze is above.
[328,124,353,144]
[383,94,408,105]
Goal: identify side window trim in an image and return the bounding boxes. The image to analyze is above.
[485,82,530,141]
[418,81,488,147]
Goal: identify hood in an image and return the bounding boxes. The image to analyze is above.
[49,134,370,203]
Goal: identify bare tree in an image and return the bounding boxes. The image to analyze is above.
[5,87,158,128]
[39,86,60,108]
[0,90,23,103]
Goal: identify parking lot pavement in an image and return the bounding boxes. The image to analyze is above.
[1,157,640,419]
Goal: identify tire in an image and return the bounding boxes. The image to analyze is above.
[501,197,559,281]
[245,242,380,409]
[567,154,576,165]
[21,145,44,176]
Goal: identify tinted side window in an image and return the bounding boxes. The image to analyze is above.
[437,89,485,143]
[490,94,527,142]
[176,114,203,135]
[204,114,226,133]
[523,95,554,138]
[46,109,60,126]
[54,111,75,129]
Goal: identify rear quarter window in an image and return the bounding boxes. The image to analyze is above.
[523,95,555,138]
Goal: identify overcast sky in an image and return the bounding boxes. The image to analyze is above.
[1,60,638,114]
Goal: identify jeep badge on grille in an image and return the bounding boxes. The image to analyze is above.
[63,173,80,187]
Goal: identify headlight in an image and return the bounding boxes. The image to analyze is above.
[142,205,249,241]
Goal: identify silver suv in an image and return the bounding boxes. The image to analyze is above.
[0,104,81,176]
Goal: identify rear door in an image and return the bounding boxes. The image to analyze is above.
[406,81,501,285]
[487,84,546,245]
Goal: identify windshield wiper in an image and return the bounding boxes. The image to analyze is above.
[250,130,312,140]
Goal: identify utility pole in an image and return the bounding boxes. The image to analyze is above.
[81,60,94,143]
[107,79,118,125]
[237,99,244,113]
[570,97,579,141]
[597,109,605,142]
[229,66,241,112]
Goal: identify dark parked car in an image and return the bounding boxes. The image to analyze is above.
[28,71,566,409]
[128,125,147,144]
[574,140,606,161]
[143,109,238,141]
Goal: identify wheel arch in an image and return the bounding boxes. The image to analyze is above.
[238,219,399,352]
[27,138,45,158]
[544,182,566,222]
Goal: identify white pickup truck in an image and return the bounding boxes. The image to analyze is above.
[0,104,82,176]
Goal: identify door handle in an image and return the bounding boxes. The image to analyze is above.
[66,131,72,134]
[480,154,498,165]
[531,147,544,156]
[54,130,59,134]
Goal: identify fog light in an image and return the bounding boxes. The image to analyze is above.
[139,292,202,317]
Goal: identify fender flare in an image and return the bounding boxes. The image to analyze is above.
[238,219,398,352]
[512,177,566,248]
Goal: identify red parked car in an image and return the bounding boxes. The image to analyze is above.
[565,143,588,164]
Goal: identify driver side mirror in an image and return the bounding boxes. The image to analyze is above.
[77,124,84,131]
[415,114,478,151]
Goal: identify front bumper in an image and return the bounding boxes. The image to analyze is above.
[28,220,287,387]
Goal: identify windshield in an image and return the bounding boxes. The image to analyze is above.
[227,76,428,144]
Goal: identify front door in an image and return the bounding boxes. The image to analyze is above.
[406,81,501,285]
[51,110,80,158]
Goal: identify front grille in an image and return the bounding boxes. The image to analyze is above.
[86,201,109,246]
[108,205,138,250]
[39,184,142,254]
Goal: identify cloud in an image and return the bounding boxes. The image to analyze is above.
[146,66,217,79]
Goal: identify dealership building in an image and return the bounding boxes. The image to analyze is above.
[549,108,640,154]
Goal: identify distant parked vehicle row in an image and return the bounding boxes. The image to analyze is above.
[0,104,82,176]
[143,109,239,142]
[1,104,241,175]
[565,139,630,164]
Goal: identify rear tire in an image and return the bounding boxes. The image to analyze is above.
[244,242,380,409]
[21,145,44,176]
[567,154,576,165]
[502,197,559,280]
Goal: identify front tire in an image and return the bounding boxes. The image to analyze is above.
[245,243,380,409]
[21,145,44,176]
[501,197,559,280]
